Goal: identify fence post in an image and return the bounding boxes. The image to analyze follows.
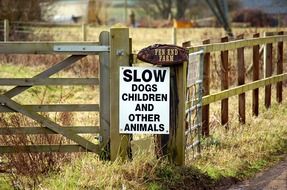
[109,26,131,161]
[99,31,110,159]
[252,33,260,116]
[237,34,245,124]
[168,62,187,166]
[220,36,229,126]
[172,27,177,45]
[264,32,273,109]
[4,19,9,42]
[202,39,210,136]
[276,31,283,103]
[82,23,87,41]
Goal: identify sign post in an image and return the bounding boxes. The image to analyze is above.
[136,44,188,165]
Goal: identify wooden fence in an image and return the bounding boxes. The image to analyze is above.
[186,31,286,136]
[1,23,287,166]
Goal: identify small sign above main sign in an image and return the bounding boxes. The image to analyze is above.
[137,44,188,65]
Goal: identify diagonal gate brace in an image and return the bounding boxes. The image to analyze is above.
[0,95,99,153]
[4,55,86,98]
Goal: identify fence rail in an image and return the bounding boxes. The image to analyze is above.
[189,34,287,53]
[186,31,285,136]
[0,78,99,85]
[186,73,287,108]
[0,42,108,54]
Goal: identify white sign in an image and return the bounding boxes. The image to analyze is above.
[119,67,170,134]
[187,52,201,87]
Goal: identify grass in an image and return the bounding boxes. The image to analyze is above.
[36,101,287,189]
[194,103,287,181]
[1,27,287,189]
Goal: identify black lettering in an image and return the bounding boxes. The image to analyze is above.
[133,70,141,82]
[132,84,137,91]
[140,124,147,131]
[148,104,154,111]
[154,114,160,122]
[124,124,130,131]
[143,94,148,101]
[128,114,135,121]
[148,114,153,121]
[159,124,164,131]
[138,84,144,91]
[148,124,154,131]
[152,84,157,92]
[154,69,166,82]
[145,84,152,91]
[138,104,154,111]
[142,70,152,82]
[161,94,168,101]
[135,104,141,111]
[130,123,137,131]
[123,69,133,82]
[122,93,128,101]
[149,94,155,101]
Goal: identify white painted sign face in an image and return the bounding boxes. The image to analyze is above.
[119,67,170,134]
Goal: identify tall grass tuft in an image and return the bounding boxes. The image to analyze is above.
[0,113,78,189]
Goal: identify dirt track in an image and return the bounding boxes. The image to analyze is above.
[228,156,287,190]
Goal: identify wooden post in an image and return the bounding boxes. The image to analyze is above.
[264,32,273,109]
[202,39,210,136]
[82,24,87,41]
[252,33,260,116]
[276,31,283,103]
[237,34,245,124]
[136,44,187,166]
[168,62,187,166]
[109,26,130,161]
[182,41,191,48]
[4,19,9,42]
[99,31,110,159]
[220,37,229,126]
[172,27,177,45]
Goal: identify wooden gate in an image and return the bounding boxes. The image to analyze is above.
[0,28,129,156]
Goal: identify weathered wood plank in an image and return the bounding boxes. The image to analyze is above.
[221,37,229,126]
[264,32,273,109]
[99,31,111,158]
[4,55,86,98]
[4,19,9,42]
[0,42,108,54]
[197,73,287,106]
[169,62,187,166]
[109,27,130,161]
[276,31,283,103]
[0,95,99,152]
[237,34,245,124]
[0,104,99,112]
[0,126,99,135]
[252,33,260,116]
[202,39,210,136]
[189,34,287,53]
[0,145,97,153]
[82,24,87,41]
[0,78,99,86]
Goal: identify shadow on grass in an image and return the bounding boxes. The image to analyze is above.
[145,164,239,190]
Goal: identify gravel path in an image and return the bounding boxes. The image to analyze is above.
[228,156,287,190]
